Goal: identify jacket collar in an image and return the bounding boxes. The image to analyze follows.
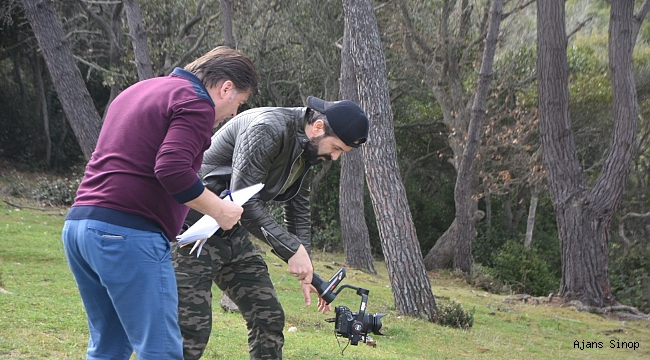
[170,67,215,106]
[297,107,310,150]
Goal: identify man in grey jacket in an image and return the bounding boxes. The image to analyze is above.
[172,96,369,360]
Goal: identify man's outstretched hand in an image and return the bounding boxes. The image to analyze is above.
[287,244,313,283]
[301,283,332,314]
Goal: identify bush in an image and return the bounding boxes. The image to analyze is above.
[468,263,505,294]
[609,243,650,314]
[2,173,33,198]
[265,201,344,253]
[435,300,475,330]
[32,177,81,206]
[1,173,81,206]
[490,240,560,296]
[473,223,513,267]
[310,219,342,253]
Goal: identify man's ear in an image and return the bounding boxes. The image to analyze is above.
[219,80,235,98]
[313,119,325,135]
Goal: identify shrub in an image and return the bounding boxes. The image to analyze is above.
[2,174,33,198]
[434,300,475,330]
[31,177,81,206]
[473,223,513,268]
[263,201,344,253]
[490,240,560,296]
[469,263,505,294]
[310,219,342,253]
[609,243,650,313]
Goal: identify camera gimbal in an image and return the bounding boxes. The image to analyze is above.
[311,268,386,347]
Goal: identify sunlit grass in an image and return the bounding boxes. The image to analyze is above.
[1,201,649,359]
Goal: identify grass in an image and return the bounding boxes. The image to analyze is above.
[1,199,649,359]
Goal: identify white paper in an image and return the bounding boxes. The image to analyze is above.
[176,183,264,256]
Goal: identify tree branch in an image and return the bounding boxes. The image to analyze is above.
[569,300,650,319]
[167,13,220,72]
[72,54,126,78]
[617,211,650,255]
[74,0,124,57]
[633,0,650,37]
[397,0,435,57]
[3,199,57,211]
[85,1,122,4]
[404,152,438,183]
[502,0,535,19]
[176,0,205,40]
[635,0,650,23]
[620,211,650,221]
[567,15,594,40]
[394,121,445,129]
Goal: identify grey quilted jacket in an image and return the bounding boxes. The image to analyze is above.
[198,106,313,261]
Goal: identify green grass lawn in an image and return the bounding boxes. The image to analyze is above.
[1,200,649,359]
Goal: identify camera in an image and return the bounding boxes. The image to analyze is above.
[332,301,386,346]
[312,268,386,347]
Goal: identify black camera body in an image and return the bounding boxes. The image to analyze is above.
[333,302,385,345]
[313,268,386,347]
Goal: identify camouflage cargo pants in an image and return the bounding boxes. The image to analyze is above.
[172,226,285,360]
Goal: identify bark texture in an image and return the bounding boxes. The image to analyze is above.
[537,0,648,307]
[423,210,483,271]
[343,0,436,320]
[453,0,504,273]
[75,0,125,116]
[398,0,498,270]
[124,0,154,80]
[340,149,376,274]
[21,0,101,159]
[339,12,376,274]
[221,0,236,48]
[30,53,51,167]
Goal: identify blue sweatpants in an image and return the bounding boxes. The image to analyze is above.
[62,219,183,360]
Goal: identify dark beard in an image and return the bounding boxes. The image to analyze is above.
[304,135,331,164]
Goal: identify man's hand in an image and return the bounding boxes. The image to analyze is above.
[213,197,243,230]
[287,245,313,283]
[185,188,243,230]
[301,283,332,314]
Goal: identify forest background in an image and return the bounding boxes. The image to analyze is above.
[0,0,649,319]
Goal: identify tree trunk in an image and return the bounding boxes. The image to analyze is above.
[537,0,647,307]
[124,0,154,80]
[221,0,236,49]
[423,219,457,270]
[21,0,101,160]
[340,149,376,274]
[105,4,124,117]
[524,187,539,250]
[343,0,436,320]
[32,54,51,167]
[513,197,527,232]
[12,55,26,100]
[423,210,484,271]
[398,1,496,270]
[453,0,504,273]
[338,10,376,275]
[485,191,492,228]
[310,161,332,205]
[308,161,333,227]
[503,194,514,232]
[75,0,125,118]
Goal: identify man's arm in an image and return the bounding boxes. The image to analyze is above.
[284,180,312,254]
[184,187,242,230]
[225,121,306,260]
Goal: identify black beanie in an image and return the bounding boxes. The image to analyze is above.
[306,96,369,148]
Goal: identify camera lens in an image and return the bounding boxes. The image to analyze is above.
[366,313,386,335]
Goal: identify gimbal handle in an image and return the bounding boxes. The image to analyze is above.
[311,267,346,304]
